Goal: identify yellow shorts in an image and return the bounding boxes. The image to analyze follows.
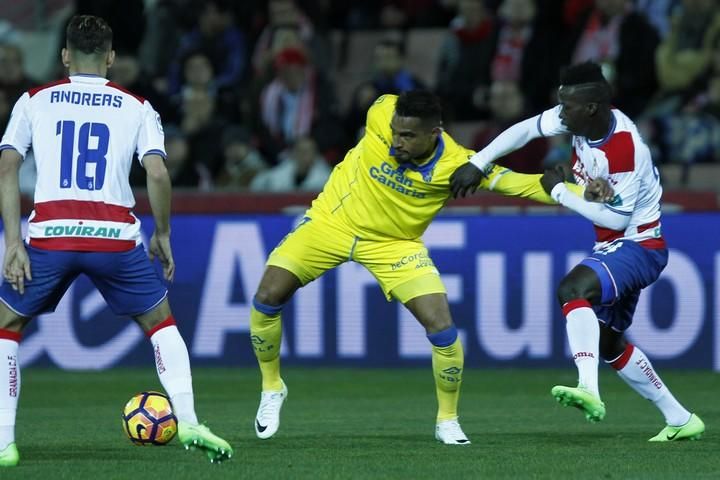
[267,215,446,303]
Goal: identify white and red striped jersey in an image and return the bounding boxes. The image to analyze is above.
[0,74,166,252]
[538,105,665,250]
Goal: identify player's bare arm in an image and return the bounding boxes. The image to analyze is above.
[0,149,31,294]
[144,154,175,282]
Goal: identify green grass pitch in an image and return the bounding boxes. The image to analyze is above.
[3,367,718,479]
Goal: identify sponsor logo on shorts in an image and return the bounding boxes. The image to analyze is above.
[390,251,436,271]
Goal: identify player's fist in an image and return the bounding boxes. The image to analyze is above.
[584,178,614,203]
[450,163,485,198]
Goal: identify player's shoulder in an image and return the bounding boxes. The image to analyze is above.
[27,78,71,98]
[368,94,397,117]
[105,81,146,105]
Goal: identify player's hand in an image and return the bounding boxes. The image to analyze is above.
[3,243,32,295]
[149,232,175,282]
[584,177,615,203]
[540,166,565,194]
[450,163,486,198]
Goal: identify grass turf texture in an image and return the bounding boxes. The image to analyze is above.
[4,367,718,479]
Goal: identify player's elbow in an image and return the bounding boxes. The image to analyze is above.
[598,214,631,231]
[143,155,170,183]
[0,150,22,178]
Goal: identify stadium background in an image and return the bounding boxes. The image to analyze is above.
[1,0,719,371]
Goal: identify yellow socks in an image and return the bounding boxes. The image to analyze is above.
[250,305,283,391]
[428,328,464,422]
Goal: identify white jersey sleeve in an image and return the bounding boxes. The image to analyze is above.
[0,93,32,157]
[537,105,570,137]
[469,106,569,170]
[136,101,166,163]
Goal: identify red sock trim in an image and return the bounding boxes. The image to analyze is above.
[0,329,21,342]
[146,315,176,338]
[562,299,592,317]
[610,343,635,370]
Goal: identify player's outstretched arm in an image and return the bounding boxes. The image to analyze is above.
[540,168,629,230]
[0,149,31,293]
[144,154,175,282]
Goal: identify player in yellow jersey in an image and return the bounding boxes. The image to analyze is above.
[249,91,608,444]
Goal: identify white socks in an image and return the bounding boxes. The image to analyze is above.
[610,344,691,426]
[562,300,600,397]
[0,337,20,451]
[149,323,198,425]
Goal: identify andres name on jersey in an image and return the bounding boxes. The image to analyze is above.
[50,89,123,108]
[369,161,426,198]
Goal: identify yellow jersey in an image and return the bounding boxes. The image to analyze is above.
[307,94,559,241]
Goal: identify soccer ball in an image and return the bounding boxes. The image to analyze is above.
[121,391,178,445]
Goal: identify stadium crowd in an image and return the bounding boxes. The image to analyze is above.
[1,0,719,193]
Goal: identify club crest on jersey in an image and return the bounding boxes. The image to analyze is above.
[369,162,426,198]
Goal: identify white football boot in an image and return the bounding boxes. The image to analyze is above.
[435,418,471,445]
[254,380,288,439]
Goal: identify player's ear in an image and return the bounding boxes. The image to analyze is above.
[61,48,70,68]
[586,102,598,116]
[106,49,115,68]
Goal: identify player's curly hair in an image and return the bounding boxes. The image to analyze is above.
[560,62,608,87]
[66,15,112,55]
[395,90,442,127]
[559,62,612,103]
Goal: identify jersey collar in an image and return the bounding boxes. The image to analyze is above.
[586,113,617,148]
[69,74,109,84]
[390,135,445,182]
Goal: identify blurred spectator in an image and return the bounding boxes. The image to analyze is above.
[108,54,173,123]
[166,0,246,97]
[251,136,331,192]
[138,0,186,81]
[252,23,308,80]
[255,46,343,164]
[179,87,225,180]
[569,0,660,118]
[128,125,204,189]
[491,0,566,112]
[471,80,548,173]
[74,0,146,55]
[656,0,720,95]
[635,0,678,39]
[0,44,34,104]
[343,0,454,29]
[215,125,269,190]
[370,38,425,95]
[345,37,425,143]
[436,0,498,120]
[345,84,383,144]
[0,89,9,133]
[252,0,333,77]
[642,30,720,168]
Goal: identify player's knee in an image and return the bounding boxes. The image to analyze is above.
[0,303,30,332]
[253,287,288,308]
[599,335,626,361]
[556,277,591,305]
